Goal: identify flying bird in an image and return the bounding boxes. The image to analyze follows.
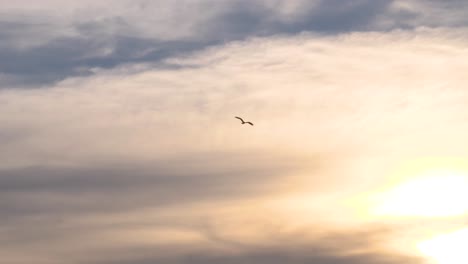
[235,116,254,126]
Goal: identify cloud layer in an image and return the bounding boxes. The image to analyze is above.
[2,25,468,263]
[2,0,468,87]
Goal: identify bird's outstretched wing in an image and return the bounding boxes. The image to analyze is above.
[246,122,254,126]
[235,116,244,122]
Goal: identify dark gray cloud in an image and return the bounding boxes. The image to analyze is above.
[277,0,391,33]
[78,227,424,264]
[2,0,467,87]
[0,200,424,264]
[0,151,304,221]
[0,18,212,87]
[199,0,391,39]
[92,250,421,264]
[0,151,299,257]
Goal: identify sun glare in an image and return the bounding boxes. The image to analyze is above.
[372,170,468,218]
[418,228,468,264]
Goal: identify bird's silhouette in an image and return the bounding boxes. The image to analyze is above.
[235,116,254,126]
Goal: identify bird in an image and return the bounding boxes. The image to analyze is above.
[235,116,253,126]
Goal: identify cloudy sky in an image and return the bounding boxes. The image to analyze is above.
[2,1,468,263]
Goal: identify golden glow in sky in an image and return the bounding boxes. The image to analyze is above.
[418,228,468,264]
[347,159,468,263]
[372,170,468,217]
[355,158,468,220]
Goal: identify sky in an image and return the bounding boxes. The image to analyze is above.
[2,1,468,264]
